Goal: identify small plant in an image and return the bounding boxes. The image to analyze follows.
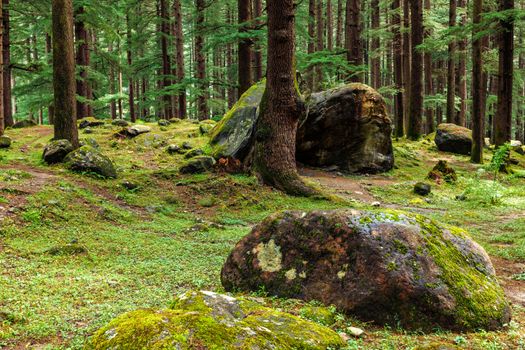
[455,335,468,345]
[488,143,512,180]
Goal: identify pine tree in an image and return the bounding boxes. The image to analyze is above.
[407,0,423,140]
[471,0,484,163]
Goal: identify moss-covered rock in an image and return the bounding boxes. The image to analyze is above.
[222,210,510,331]
[111,119,129,127]
[179,156,216,174]
[208,80,266,160]
[435,124,472,155]
[12,119,37,128]
[64,146,117,178]
[79,117,106,129]
[0,135,12,149]
[42,140,74,164]
[428,160,457,183]
[86,290,345,350]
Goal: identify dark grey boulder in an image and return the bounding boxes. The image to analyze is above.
[179,156,216,174]
[12,119,37,128]
[42,140,74,164]
[0,135,11,149]
[414,182,431,196]
[79,118,105,129]
[435,124,472,155]
[111,119,129,127]
[184,148,204,159]
[64,146,117,178]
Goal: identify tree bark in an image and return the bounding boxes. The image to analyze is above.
[346,0,362,82]
[407,0,423,140]
[471,0,484,162]
[315,0,324,91]
[238,0,253,96]
[126,14,136,123]
[446,0,456,124]
[51,0,78,147]
[392,0,404,137]
[307,0,316,91]
[195,0,208,120]
[173,0,187,118]
[424,0,434,133]
[371,0,380,89]
[2,0,11,128]
[494,0,514,146]
[402,0,411,125]
[326,0,333,51]
[455,0,467,126]
[253,0,317,197]
[0,0,3,135]
[336,0,343,48]
[160,0,172,119]
[253,0,264,81]
[75,6,89,120]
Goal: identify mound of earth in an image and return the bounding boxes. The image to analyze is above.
[221,210,510,331]
[85,290,345,350]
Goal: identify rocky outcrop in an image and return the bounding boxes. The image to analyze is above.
[297,84,394,173]
[435,124,472,155]
[85,290,345,350]
[221,210,510,331]
[42,140,74,164]
[208,81,265,160]
[64,146,117,178]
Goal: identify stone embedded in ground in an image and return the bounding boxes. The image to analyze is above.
[297,83,394,174]
[42,140,74,164]
[85,290,345,350]
[115,125,152,139]
[435,124,472,155]
[169,118,181,124]
[208,80,266,160]
[111,119,129,127]
[184,148,204,159]
[181,142,193,150]
[428,160,457,183]
[179,156,216,174]
[64,145,117,178]
[167,144,183,155]
[80,138,100,150]
[158,119,170,127]
[221,210,510,331]
[79,117,105,129]
[414,182,431,196]
[0,135,12,149]
[12,119,37,128]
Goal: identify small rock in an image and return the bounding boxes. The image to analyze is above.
[42,140,74,164]
[0,135,12,149]
[347,326,364,337]
[167,144,183,155]
[199,124,213,135]
[179,156,216,174]
[127,125,151,137]
[79,118,105,129]
[169,118,182,124]
[158,119,170,127]
[182,142,193,150]
[184,148,204,159]
[414,182,431,196]
[80,138,100,149]
[112,119,129,127]
[371,201,381,207]
[121,181,139,191]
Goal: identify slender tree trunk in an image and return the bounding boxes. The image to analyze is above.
[160,0,172,119]
[455,0,467,126]
[371,0,380,89]
[253,0,264,81]
[2,0,11,127]
[253,0,317,196]
[307,0,316,91]
[402,0,411,126]
[45,33,54,124]
[238,0,253,96]
[407,0,423,139]
[315,0,324,91]
[51,0,78,147]
[424,0,434,133]
[226,6,236,108]
[446,0,456,124]
[336,0,343,48]
[196,0,208,119]
[494,0,514,146]
[126,15,136,123]
[326,0,333,51]
[471,0,484,162]
[346,0,362,82]
[518,34,524,143]
[392,0,404,137]
[0,0,3,135]
[108,42,117,120]
[173,0,187,118]
[75,6,89,120]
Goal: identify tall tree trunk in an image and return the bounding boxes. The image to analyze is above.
[51,0,78,147]
[471,0,484,162]
[108,42,117,120]
[336,0,343,48]
[2,0,11,127]
[424,0,434,133]
[46,33,54,124]
[455,0,467,126]
[402,0,411,126]
[371,0,380,89]
[326,0,333,51]
[392,0,404,137]
[518,33,524,143]
[160,0,172,119]
[75,6,89,120]
[195,0,208,119]
[407,0,423,140]
[238,0,253,96]
[253,0,264,81]
[446,0,456,124]
[173,0,187,118]
[315,0,324,91]
[226,6,236,109]
[253,0,317,197]
[494,0,514,146]
[346,0,362,82]
[0,0,3,135]
[307,0,316,91]
[126,15,136,123]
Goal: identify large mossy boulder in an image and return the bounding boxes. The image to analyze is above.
[86,290,345,350]
[64,146,117,178]
[12,119,37,129]
[0,135,11,149]
[42,140,74,164]
[297,83,394,173]
[435,123,472,155]
[221,210,510,331]
[208,80,266,160]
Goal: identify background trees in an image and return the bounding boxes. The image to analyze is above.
[0,0,522,147]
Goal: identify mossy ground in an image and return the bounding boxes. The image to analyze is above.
[0,123,524,349]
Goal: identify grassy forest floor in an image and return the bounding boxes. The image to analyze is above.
[0,121,524,349]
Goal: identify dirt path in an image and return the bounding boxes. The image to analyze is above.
[492,257,525,307]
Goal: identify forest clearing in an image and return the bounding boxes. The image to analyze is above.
[0,0,524,349]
